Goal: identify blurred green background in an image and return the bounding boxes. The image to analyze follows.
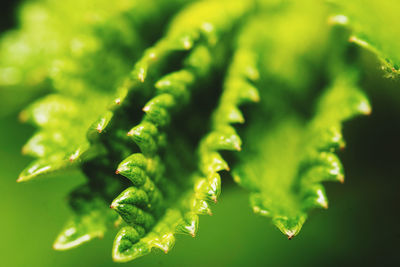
[1,1,399,266]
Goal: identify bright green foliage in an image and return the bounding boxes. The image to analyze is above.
[16,0,192,182]
[111,0,254,261]
[13,0,196,250]
[233,69,370,238]
[332,0,400,77]
[1,0,399,263]
[53,185,119,250]
[0,0,144,114]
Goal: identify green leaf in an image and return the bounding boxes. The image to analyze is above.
[15,0,194,182]
[53,186,120,250]
[193,1,342,238]
[233,69,370,238]
[0,0,143,115]
[332,0,400,77]
[111,0,255,261]
[6,0,393,263]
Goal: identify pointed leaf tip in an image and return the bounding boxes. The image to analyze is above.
[338,174,345,184]
[273,215,306,239]
[112,226,149,263]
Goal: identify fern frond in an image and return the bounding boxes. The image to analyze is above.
[16,0,192,182]
[227,3,371,238]
[233,69,370,238]
[110,0,255,261]
[4,0,394,263]
[53,185,120,250]
[0,0,143,114]
[331,0,400,78]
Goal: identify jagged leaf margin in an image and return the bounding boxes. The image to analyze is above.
[16,0,192,182]
[110,0,255,262]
